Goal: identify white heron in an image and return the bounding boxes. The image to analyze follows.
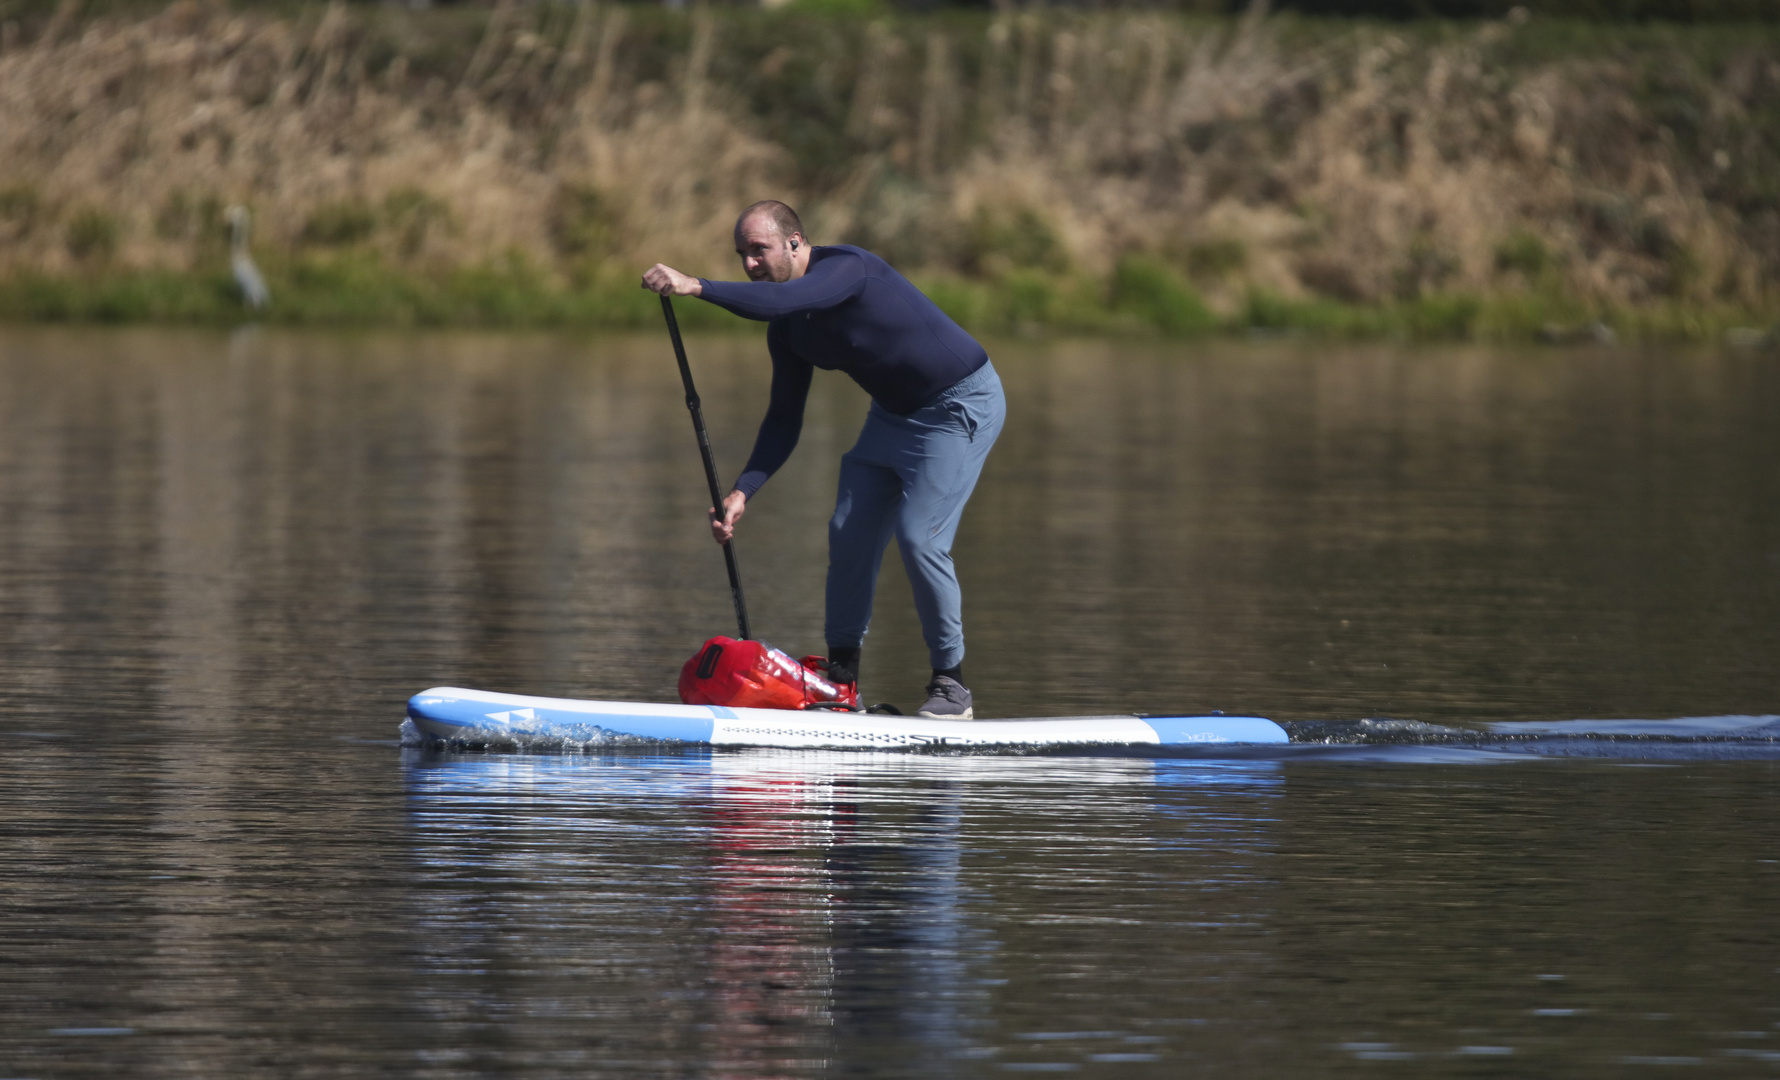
[225,205,270,310]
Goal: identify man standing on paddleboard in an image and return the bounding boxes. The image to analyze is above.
[642,200,1004,719]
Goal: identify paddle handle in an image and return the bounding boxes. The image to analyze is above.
[662,295,752,641]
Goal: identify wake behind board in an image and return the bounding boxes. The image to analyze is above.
[407,687,1288,750]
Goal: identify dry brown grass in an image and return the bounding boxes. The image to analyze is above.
[0,2,786,278]
[0,1,1774,318]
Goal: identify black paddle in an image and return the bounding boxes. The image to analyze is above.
[662,295,752,641]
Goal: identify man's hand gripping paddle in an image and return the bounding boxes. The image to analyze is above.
[662,295,752,641]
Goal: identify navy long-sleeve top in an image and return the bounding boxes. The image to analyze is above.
[697,244,988,498]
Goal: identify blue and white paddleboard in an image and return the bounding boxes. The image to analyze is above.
[407,687,1289,750]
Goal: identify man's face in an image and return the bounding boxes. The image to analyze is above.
[735,216,799,283]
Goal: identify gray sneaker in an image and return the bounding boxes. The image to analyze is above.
[917,675,974,720]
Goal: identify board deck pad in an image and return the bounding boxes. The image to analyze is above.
[407,687,1289,750]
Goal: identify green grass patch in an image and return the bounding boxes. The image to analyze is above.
[1111,257,1218,336]
[0,260,1771,342]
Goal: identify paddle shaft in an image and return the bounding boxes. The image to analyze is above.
[662,295,752,641]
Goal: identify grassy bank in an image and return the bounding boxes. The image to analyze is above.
[1,2,1777,339]
[5,255,1765,344]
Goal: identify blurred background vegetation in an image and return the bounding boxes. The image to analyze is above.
[7,0,1776,20]
[0,0,1775,337]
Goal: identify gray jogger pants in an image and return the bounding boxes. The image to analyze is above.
[825,361,1005,671]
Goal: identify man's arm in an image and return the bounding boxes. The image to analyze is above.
[710,325,813,544]
[697,249,865,321]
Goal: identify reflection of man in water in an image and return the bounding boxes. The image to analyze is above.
[643,200,1005,718]
[701,763,971,1070]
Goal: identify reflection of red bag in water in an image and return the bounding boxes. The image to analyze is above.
[678,636,860,711]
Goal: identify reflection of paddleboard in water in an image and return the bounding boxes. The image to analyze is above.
[406,687,1289,750]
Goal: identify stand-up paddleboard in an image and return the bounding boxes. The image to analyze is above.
[407,687,1289,750]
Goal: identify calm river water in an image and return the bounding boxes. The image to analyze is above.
[1,326,1777,1077]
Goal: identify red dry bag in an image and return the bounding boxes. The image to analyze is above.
[678,636,860,712]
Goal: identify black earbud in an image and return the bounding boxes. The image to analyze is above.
[790,239,799,251]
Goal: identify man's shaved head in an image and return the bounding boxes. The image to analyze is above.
[736,200,804,242]
[733,200,809,283]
